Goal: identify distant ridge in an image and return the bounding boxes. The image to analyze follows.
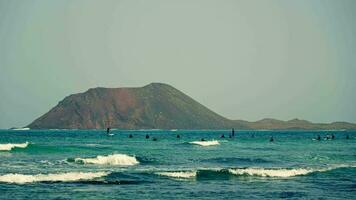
[28,83,356,130]
[235,118,356,130]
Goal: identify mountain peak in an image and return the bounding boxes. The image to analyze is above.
[28,84,356,130]
[28,83,233,129]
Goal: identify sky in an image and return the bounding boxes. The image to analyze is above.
[0,0,355,128]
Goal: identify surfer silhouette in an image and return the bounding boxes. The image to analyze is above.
[317,135,321,141]
[331,134,335,139]
[145,134,150,139]
[269,136,274,142]
[221,134,225,138]
[177,134,180,138]
[346,135,350,139]
[129,134,133,138]
[201,138,206,141]
[232,128,235,137]
[105,118,113,136]
[152,137,157,141]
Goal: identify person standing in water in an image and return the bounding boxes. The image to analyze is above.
[232,128,235,137]
[105,118,113,136]
[145,134,150,139]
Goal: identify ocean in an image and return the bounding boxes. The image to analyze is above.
[0,129,355,199]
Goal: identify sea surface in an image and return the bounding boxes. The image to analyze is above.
[0,129,355,200]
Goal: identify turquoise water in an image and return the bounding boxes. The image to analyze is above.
[0,129,355,199]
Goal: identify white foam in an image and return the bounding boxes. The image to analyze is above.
[74,154,139,166]
[229,164,356,178]
[157,171,197,178]
[12,128,30,131]
[85,144,101,147]
[228,168,313,177]
[0,172,109,184]
[0,142,29,151]
[189,140,220,146]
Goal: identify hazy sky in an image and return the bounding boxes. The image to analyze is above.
[0,0,355,128]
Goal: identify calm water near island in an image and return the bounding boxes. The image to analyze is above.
[0,129,355,199]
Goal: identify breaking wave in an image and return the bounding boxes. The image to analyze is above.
[73,154,139,166]
[227,165,355,177]
[0,142,29,151]
[157,165,355,179]
[12,128,30,131]
[228,168,313,177]
[189,140,220,146]
[157,171,197,179]
[0,172,109,184]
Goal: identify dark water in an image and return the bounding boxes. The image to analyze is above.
[0,129,355,199]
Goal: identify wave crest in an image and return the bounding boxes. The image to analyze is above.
[229,164,356,178]
[157,165,355,180]
[228,168,313,177]
[0,172,109,184]
[157,171,197,178]
[0,142,29,151]
[189,140,219,146]
[74,154,139,166]
[12,128,30,131]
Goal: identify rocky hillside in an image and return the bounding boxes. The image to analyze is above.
[28,83,240,129]
[28,83,356,130]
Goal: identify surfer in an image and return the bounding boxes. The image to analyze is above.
[105,118,113,136]
[129,134,133,138]
[331,134,335,139]
[106,127,114,136]
[145,134,150,139]
[177,134,180,138]
[152,137,157,141]
[232,128,235,137]
[221,134,225,138]
[269,136,274,142]
[346,135,350,139]
[201,138,206,141]
[317,135,321,141]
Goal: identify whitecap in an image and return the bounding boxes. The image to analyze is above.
[0,142,29,151]
[235,164,356,178]
[228,168,313,177]
[84,143,104,147]
[227,165,356,178]
[74,154,139,166]
[0,172,109,184]
[189,140,220,146]
[12,128,30,131]
[157,171,196,179]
